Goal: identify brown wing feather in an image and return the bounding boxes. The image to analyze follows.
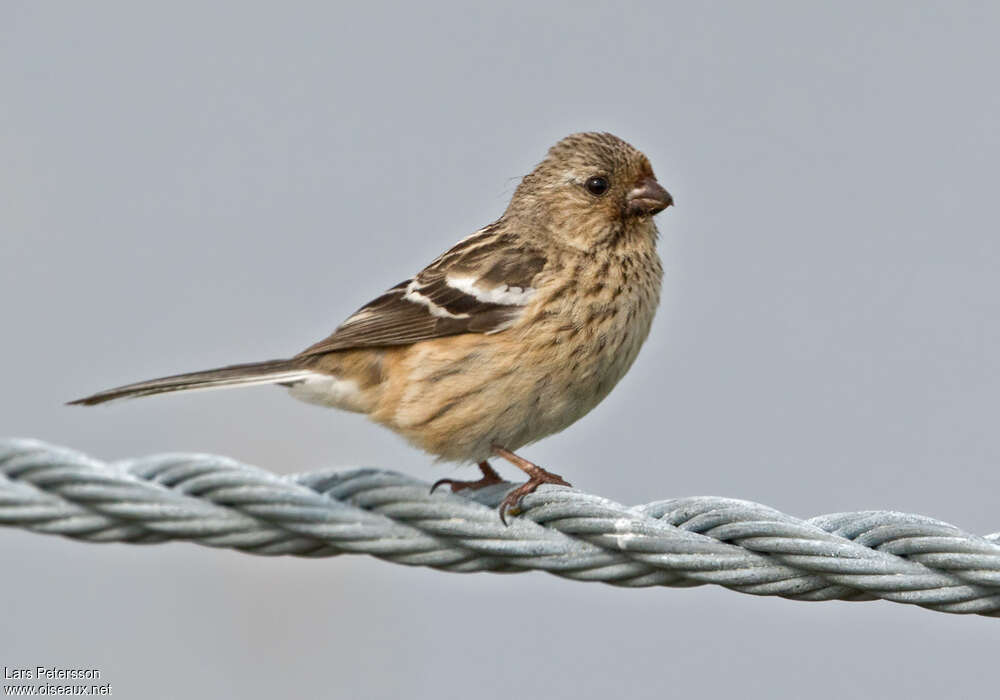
[297,226,546,357]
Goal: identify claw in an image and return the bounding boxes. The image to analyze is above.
[492,448,571,525]
[430,461,503,494]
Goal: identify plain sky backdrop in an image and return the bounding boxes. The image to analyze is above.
[3,2,999,698]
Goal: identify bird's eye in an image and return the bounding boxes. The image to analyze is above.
[584,176,609,196]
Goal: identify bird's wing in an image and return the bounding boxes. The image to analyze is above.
[296,225,547,357]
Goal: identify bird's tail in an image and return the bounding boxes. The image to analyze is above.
[68,359,315,406]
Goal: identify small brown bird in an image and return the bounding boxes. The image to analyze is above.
[71,132,673,522]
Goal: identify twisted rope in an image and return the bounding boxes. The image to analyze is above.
[2,438,999,617]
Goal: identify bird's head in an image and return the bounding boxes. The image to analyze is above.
[508,132,673,249]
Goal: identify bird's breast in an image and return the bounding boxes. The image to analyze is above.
[535,251,662,408]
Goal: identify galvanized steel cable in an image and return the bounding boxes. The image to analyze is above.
[2,438,999,617]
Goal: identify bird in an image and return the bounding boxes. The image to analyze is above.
[70,132,674,522]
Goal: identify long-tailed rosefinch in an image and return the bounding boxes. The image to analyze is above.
[71,132,674,521]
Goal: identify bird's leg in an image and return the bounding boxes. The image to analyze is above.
[492,445,571,524]
[430,461,505,494]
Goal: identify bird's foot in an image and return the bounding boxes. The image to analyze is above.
[431,461,504,494]
[492,446,571,525]
[497,468,571,525]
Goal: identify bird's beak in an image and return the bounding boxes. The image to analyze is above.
[626,176,673,217]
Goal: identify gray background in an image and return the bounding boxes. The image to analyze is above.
[2,2,998,697]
